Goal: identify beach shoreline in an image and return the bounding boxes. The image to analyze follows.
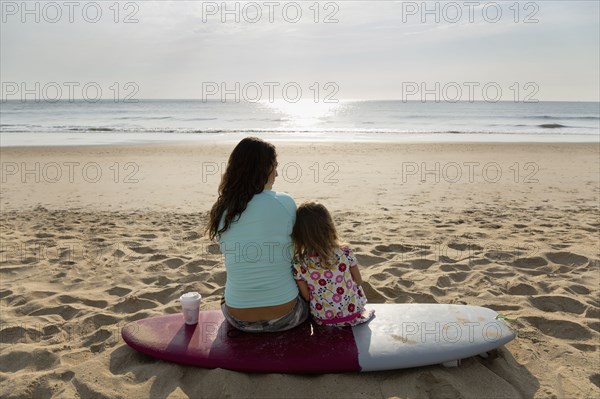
[1,131,599,148]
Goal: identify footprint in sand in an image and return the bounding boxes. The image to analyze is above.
[148,254,168,261]
[436,275,452,288]
[506,281,538,295]
[404,229,430,238]
[374,244,413,253]
[140,276,158,285]
[545,252,588,267]
[379,266,409,278]
[570,343,596,352]
[481,266,515,279]
[481,303,521,312]
[523,316,592,340]
[402,292,438,304]
[399,280,414,288]
[406,258,436,270]
[207,243,221,254]
[469,258,491,266]
[587,321,600,333]
[108,344,156,375]
[566,284,590,295]
[82,313,120,328]
[111,248,128,260]
[57,295,108,309]
[138,286,180,305]
[585,307,599,319]
[0,289,13,299]
[448,271,468,282]
[211,270,227,286]
[462,231,489,239]
[479,222,502,229]
[5,294,27,307]
[125,311,157,322]
[163,258,184,269]
[590,374,600,389]
[484,251,515,262]
[34,233,55,239]
[447,242,483,252]
[157,276,174,286]
[29,305,80,321]
[185,259,219,273]
[360,281,386,303]
[82,328,115,353]
[183,231,202,241]
[41,324,61,341]
[529,295,587,315]
[438,255,459,264]
[0,348,60,373]
[356,254,387,267]
[512,256,548,268]
[348,240,369,246]
[196,281,224,297]
[129,246,157,255]
[370,272,392,282]
[378,285,403,299]
[106,286,132,296]
[111,297,158,313]
[0,324,40,344]
[549,243,571,250]
[439,264,470,272]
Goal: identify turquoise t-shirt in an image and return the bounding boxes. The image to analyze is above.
[219,190,299,308]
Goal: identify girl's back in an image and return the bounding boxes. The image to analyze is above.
[293,246,371,326]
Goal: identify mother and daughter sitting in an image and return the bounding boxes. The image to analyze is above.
[206,137,374,333]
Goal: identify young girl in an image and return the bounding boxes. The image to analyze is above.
[291,201,374,327]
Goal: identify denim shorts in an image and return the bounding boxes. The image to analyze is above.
[221,296,309,333]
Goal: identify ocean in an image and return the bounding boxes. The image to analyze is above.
[1,100,598,146]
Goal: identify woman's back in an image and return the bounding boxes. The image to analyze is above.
[208,137,308,331]
[219,190,299,308]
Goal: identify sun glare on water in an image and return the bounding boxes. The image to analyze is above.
[261,99,345,130]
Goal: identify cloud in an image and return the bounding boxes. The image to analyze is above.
[1,1,598,101]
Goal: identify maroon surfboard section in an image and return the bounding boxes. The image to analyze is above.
[122,310,361,373]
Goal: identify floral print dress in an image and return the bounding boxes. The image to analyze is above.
[293,246,374,326]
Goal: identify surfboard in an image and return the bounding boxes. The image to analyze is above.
[121,303,516,373]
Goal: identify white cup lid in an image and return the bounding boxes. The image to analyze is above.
[180,292,201,303]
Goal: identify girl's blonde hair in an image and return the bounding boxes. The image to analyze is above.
[292,201,339,268]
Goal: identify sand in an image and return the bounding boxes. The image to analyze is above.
[0,141,599,398]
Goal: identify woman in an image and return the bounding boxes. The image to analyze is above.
[207,137,309,332]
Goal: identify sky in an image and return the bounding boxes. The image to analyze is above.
[1,1,599,101]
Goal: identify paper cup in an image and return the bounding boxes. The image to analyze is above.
[180,292,201,325]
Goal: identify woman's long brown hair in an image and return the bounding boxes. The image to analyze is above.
[292,201,339,268]
[206,137,276,240]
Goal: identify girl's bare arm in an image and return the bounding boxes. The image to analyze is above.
[350,265,363,285]
[296,280,310,301]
